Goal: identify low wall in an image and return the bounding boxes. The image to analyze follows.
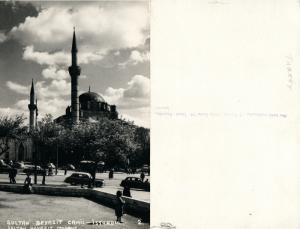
[0,183,150,222]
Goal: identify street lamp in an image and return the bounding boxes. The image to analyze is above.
[56,142,58,175]
[55,129,62,175]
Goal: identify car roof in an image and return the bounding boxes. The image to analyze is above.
[79,160,95,164]
[71,172,91,176]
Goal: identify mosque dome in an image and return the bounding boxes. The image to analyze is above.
[79,91,105,103]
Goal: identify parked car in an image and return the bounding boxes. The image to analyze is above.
[0,159,6,166]
[62,164,75,170]
[64,172,104,187]
[12,161,25,169]
[120,177,150,191]
[0,164,12,173]
[23,162,35,169]
[96,161,105,172]
[23,165,44,175]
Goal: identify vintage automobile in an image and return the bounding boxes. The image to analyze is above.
[12,161,25,169]
[0,164,12,173]
[120,177,150,191]
[23,165,44,175]
[66,164,76,170]
[64,172,104,187]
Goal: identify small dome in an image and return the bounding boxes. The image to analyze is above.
[79,91,105,103]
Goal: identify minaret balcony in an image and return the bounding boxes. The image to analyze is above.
[68,65,81,76]
[28,104,37,110]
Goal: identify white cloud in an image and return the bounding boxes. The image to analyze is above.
[0,32,7,43]
[102,74,150,127]
[5,78,71,118]
[124,74,150,98]
[36,97,69,117]
[118,50,149,67]
[11,4,149,66]
[23,45,104,67]
[2,97,69,121]
[129,50,149,64]
[6,81,29,95]
[23,46,69,66]
[103,75,150,109]
[36,80,71,99]
[42,66,68,80]
[120,108,150,128]
[0,107,21,117]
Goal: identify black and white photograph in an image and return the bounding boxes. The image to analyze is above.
[0,1,150,228]
[2,0,300,229]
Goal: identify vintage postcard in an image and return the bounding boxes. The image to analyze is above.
[0,1,150,229]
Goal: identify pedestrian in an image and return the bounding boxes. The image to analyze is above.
[140,172,145,182]
[109,169,114,179]
[64,167,67,175]
[8,169,13,184]
[123,186,131,198]
[12,168,17,183]
[91,166,96,187]
[23,173,33,194]
[115,190,125,223]
[42,168,46,185]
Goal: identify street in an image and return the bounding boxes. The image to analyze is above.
[0,191,149,229]
[0,170,150,202]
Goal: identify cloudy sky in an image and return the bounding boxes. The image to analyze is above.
[0,1,150,127]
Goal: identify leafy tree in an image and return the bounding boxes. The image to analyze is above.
[34,115,149,169]
[0,115,27,157]
[32,114,63,163]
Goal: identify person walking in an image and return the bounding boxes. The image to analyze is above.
[23,173,33,194]
[115,191,125,223]
[42,168,46,185]
[109,169,114,179]
[140,172,145,182]
[8,169,13,184]
[12,168,17,183]
[123,186,131,198]
[91,166,96,187]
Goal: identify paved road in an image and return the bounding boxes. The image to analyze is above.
[0,171,150,202]
[0,191,149,229]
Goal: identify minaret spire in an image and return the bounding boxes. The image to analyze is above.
[30,79,34,104]
[71,27,78,66]
[28,79,37,132]
[35,98,38,130]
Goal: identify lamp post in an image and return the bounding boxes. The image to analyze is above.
[56,142,58,175]
[34,141,37,185]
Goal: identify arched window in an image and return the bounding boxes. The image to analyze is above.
[18,143,25,161]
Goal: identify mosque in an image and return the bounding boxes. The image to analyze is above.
[1,29,119,162]
[29,29,118,128]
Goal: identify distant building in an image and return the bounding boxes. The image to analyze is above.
[55,28,118,125]
[0,81,36,161]
[0,137,33,162]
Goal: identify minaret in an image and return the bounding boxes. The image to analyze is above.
[28,79,36,132]
[68,27,81,124]
[35,98,38,130]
